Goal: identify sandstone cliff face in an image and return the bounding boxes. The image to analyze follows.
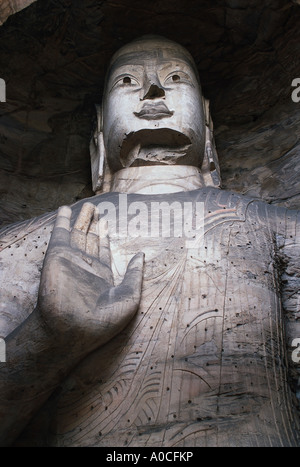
[0,0,299,226]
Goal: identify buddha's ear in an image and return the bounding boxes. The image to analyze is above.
[200,97,221,188]
[89,104,106,193]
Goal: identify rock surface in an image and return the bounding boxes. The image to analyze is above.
[0,0,300,226]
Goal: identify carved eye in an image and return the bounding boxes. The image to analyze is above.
[110,74,139,91]
[165,71,191,86]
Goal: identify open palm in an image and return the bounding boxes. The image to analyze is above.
[38,202,144,355]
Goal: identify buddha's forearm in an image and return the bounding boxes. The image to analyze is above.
[0,308,81,446]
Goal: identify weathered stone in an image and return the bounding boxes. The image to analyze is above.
[0,34,299,448]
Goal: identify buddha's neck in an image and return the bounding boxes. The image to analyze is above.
[111,165,204,194]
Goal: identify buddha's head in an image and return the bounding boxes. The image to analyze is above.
[91,35,220,191]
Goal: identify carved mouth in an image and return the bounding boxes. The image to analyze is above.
[120,129,191,167]
[134,103,174,120]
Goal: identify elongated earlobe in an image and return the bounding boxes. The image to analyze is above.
[90,105,105,193]
[90,105,112,193]
[201,98,221,188]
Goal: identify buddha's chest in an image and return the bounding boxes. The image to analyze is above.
[49,220,286,447]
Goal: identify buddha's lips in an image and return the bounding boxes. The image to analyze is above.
[134,103,174,120]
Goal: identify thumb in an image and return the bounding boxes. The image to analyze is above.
[107,251,145,310]
[121,251,145,294]
[94,252,145,343]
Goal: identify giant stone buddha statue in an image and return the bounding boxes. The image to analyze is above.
[0,35,299,447]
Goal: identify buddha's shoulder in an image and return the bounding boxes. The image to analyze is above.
[0,194,109,249]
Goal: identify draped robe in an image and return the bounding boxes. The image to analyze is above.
[1,187,300,446]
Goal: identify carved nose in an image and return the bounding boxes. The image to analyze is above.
[142,83,165,100]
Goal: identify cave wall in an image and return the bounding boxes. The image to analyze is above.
[0,0,300,226]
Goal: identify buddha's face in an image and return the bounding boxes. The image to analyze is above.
[102,36,205,172]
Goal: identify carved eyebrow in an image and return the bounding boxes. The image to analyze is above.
[164,69,193,79]
[106,64,143,89]
[106,53,150,86]
[110,67,143,80]
[105,49,200,86]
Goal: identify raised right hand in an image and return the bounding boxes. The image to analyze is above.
[37,202,144,356]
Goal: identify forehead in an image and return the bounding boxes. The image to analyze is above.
[106,42,199,82]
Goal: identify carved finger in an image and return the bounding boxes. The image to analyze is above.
[121,252,145,292]
[49,206,71,247]
[71,202,95,251]
[86,207,99,257]
[98,219,112,269]
[94,252,144,346]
